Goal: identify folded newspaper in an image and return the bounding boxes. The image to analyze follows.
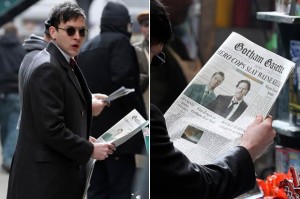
[164,32,295,165]
[83,109,149,199]
[103,86,135,103]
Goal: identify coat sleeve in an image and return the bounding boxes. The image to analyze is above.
[28,63,93,164]
[150,104,256,199]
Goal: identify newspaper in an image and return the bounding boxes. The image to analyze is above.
[83,109,148,199]
[164,32,295,165]
[103,86,135,103]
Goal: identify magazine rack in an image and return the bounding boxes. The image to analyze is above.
[257,11,300,173]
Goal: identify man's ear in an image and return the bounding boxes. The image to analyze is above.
[49,26,57,40]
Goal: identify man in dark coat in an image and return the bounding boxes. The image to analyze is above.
[150,0,276,198]
[7,2,115,199]
[207,79,251,122]
[0,22,26,172]
[77,2,147,199]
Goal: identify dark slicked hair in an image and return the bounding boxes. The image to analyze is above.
[150,0,173,46]
[212,71,225,80]
[236,79,251,91]
[48,2,86,28]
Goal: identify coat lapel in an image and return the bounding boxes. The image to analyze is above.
[67,68,87,104]
[47,42,86,104]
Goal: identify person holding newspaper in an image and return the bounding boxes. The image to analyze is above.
[150,0,276,198]
[7,2,115,199]
[184,71,225,107]
[77,2,147,199]
[207,79,251,122]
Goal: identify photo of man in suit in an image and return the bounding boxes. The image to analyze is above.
[206,79,251,122]
[184,71,225,107]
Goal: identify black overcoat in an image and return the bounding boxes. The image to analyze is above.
[7,42,94,199]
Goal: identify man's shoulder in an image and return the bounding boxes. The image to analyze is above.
[190,83,206,90]
[33,45,65,71]
[240,100,248,107]
[34,49,50,62]
[216,95,231,100]
[20,49,54,80]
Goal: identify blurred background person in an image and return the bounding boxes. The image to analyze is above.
[18,20,52,128]
[0,22,26,173]
[133,10,149,117]
[150,0,202,113]
[77,1,147,199]
[21,19,51,72]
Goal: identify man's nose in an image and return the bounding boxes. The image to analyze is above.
[73,30,81,39]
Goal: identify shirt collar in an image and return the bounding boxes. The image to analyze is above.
[52,41,72,63]
[231,97,242,104]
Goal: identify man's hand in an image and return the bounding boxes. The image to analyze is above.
[92,93,109,116]
[240,115,276,161]
[89,136,116,160]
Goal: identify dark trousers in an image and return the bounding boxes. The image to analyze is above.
[87,154,136,199]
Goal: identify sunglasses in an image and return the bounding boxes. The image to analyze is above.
[57,26,88,37]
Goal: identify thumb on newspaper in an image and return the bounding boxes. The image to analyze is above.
[89,136,97,143]
[92,93,108,100]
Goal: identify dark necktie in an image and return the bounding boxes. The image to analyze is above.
[70,58,77,69]
[69,58,82,89]
[222,101,238,118]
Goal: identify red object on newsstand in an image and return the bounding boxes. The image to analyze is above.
[257,166,300,199]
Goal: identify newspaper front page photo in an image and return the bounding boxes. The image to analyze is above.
[164,32,295,165]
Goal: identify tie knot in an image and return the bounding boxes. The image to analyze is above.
[70,58,77,68]
[231,101,238,105]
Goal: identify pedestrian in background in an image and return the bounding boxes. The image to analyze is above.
[7,2,115,199]
[17,19,52,129]
[150,0,202,113]
[133,10,149,116]
[20,19,52,74]
[0,22,26,173]
[78,1,147,199]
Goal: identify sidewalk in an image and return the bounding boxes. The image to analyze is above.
[0,168,8,198]
[0,149,9,198]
